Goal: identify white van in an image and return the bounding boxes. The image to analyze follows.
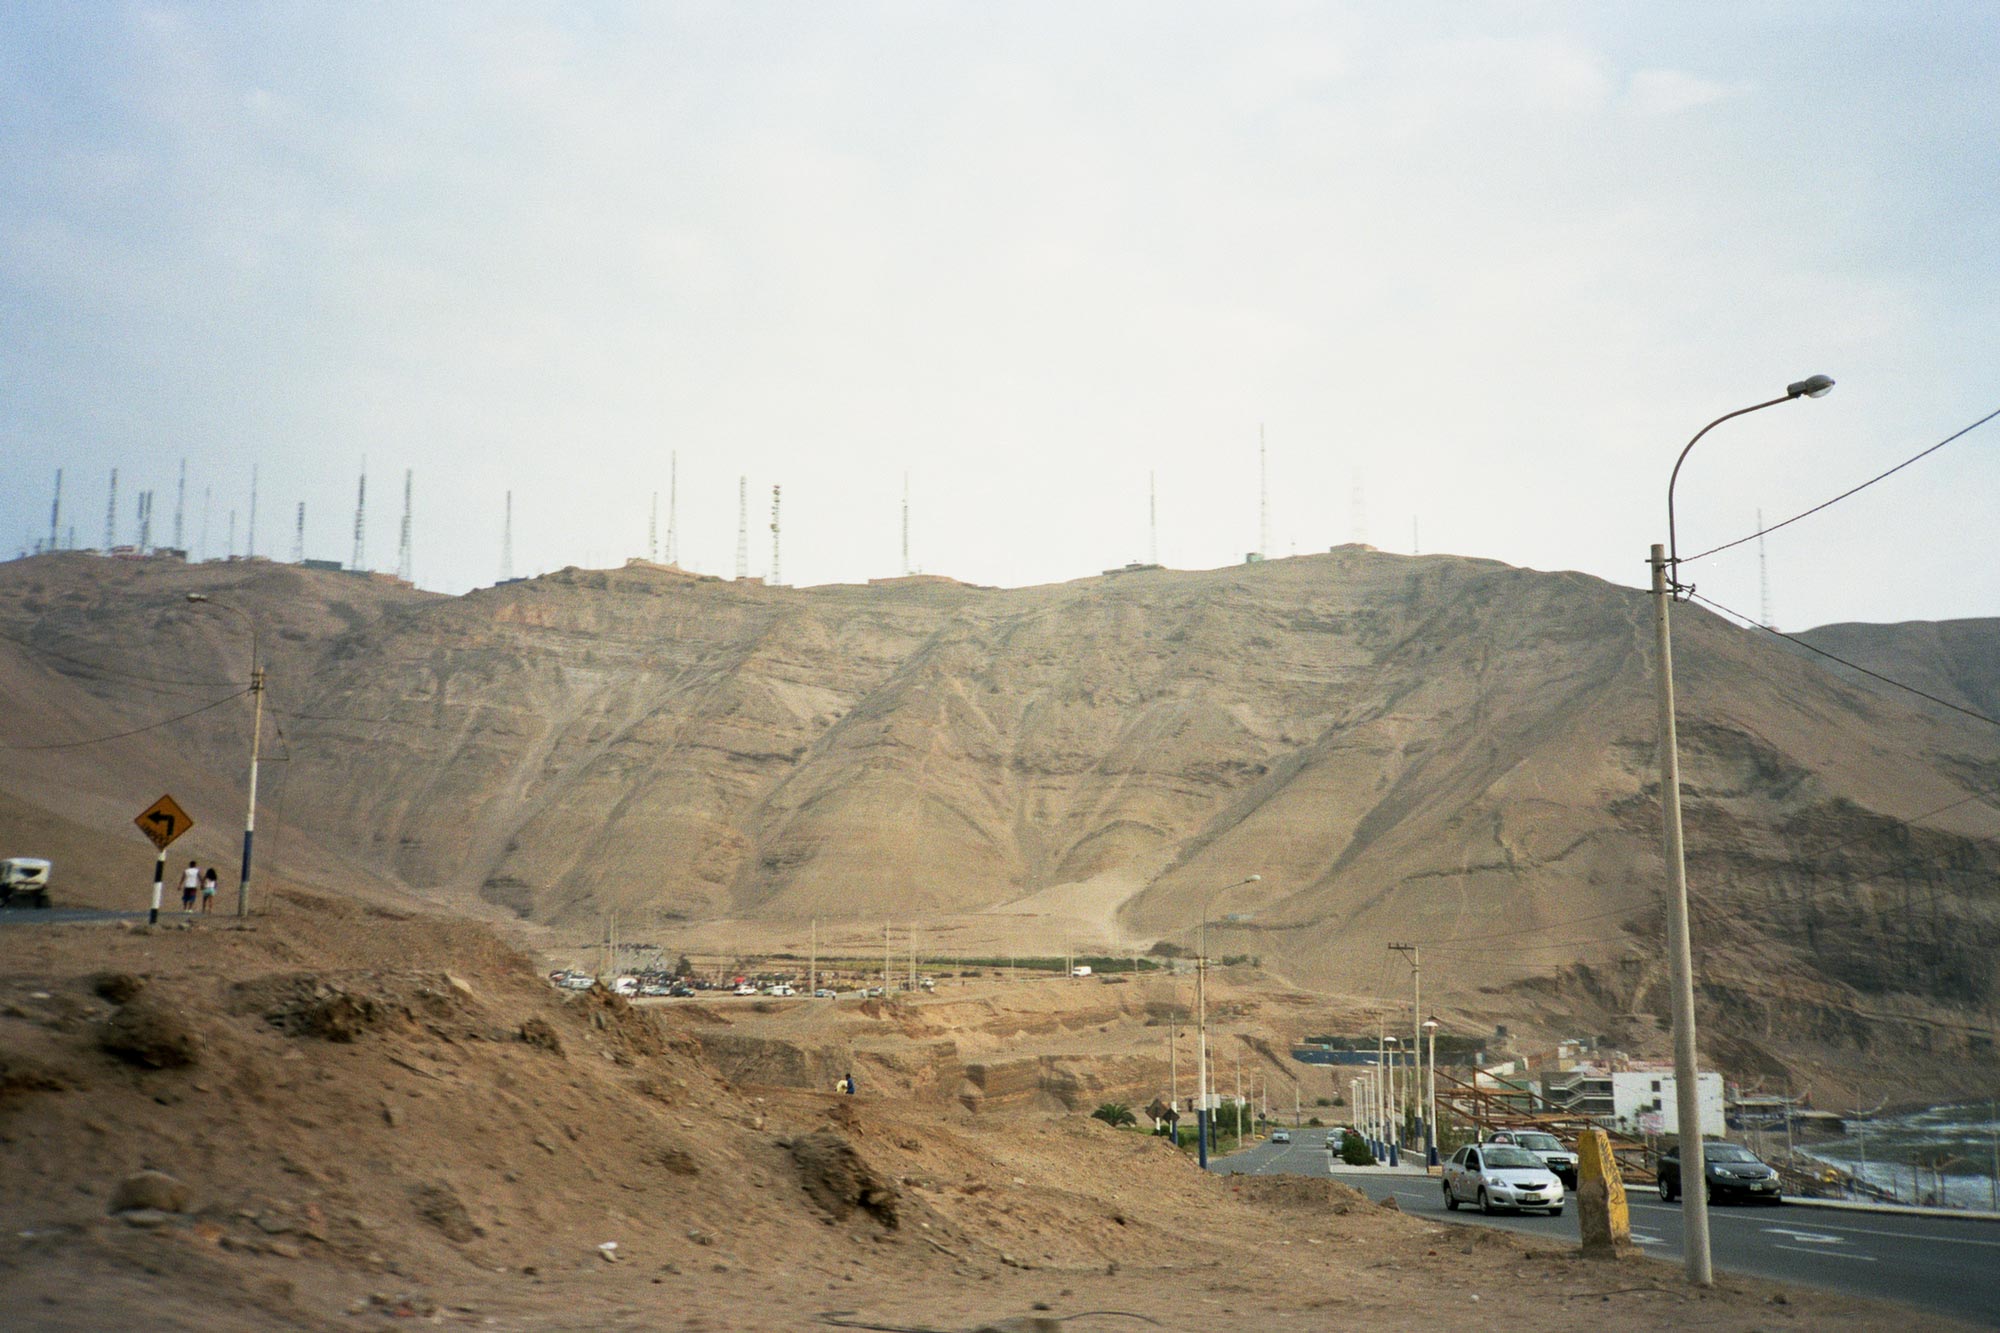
[0,858,51,909]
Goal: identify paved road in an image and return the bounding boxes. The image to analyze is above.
[1215,1136,2000,1328]
[0,905,146,926]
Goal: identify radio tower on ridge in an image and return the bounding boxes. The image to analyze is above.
[1257,425,1269,560]
[1148,471,1158,565]
[647,491,658,562]
[47,469,61,552]
[1757,508,1774,628]
[246,463,259,558]
[104,468,118,550]
[172,459,186,551]
[396,469,413,582]
[351,463,367,571]
[769,484,782,586]
[901,472,910,576]
[735,476,749,580]
[292,502,305,563]
[500,491,513,582]
[666,452,678,565]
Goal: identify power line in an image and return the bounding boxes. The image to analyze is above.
[1690,591,2000,731]
[0,687,251,751]
[1679,403,2000,567]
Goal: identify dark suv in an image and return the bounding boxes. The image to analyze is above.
[1657,1141,1783,1204]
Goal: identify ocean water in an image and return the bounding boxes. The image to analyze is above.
[1785,1101,2000,1211]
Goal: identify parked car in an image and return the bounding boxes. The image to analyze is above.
[1657,1141,1783,1204]
[0,857,52,909]
[813,988,838,999]
[1442,1144,1566,1215]
[733,983,759,996]
[1486,1129,1581,1189]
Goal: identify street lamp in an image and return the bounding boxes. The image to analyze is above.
[1384,1036,1402,1165]
[1422,1015,1440,1167]
[1196,874,1260,1169]
[186,593,264,917]
[1652,373,1833,1287]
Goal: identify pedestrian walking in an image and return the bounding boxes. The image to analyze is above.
[179,860,200,913]
[200,866,218,914]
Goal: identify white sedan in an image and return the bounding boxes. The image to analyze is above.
[1442,1143,1566,1215]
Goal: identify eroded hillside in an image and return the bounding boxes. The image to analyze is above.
[1,548,1996,1102]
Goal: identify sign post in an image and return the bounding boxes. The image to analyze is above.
[134,794,193,924]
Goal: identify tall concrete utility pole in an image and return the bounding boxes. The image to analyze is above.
[396,470,413,583]
[351,464,367,571]
[1390,943,1425,1159]
[500,490,513,582]
[104,468,118,550]
[246,463,258,558]
[769,485,782,586]
[735,477,749,580]
[48,469,61,552]
[291,503,305,563]
[173,459,186,551]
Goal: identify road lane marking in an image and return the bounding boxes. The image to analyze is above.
[1771,1244,1877,1262]
[1762,1228,1842,1245]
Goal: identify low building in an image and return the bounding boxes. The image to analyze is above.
[1608,1067,1724,1138]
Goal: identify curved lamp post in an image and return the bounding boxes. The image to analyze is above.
[1196,874,1260,1168]
[1651,374,1833,1286]
[186,593,264,917]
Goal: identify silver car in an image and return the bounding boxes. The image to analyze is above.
[1442,1144,1566,1215]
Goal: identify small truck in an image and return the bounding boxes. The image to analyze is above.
[0,858,53,909]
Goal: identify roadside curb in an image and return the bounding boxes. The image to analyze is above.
[1776,1195,2000,1223]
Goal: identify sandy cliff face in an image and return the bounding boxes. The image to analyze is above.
[2,547,1996,1096]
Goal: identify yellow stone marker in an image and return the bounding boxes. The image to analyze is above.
[1576,1127,1630,1257]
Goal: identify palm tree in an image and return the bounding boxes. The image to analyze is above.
[1092,1102,1137,1128]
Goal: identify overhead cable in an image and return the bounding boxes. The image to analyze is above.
[1679,403,2000,566]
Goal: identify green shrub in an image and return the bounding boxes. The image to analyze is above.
[1091,1102,1137,1128]
[1340,1133,1377,1167]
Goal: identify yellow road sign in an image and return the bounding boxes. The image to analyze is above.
[135,794,193,851]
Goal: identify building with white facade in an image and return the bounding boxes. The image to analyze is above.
[1608,1068,1725,1138]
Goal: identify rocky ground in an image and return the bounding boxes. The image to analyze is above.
[0,883,1958,1331]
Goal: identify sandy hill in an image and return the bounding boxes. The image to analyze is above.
[0,884,1939,1331]
[1,548,1996,1104]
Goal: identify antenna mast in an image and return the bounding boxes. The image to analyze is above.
[351,462,367,571]
[1412,516,1420,556]
[137,490,152,553]
[1757,507,1774,628]
[500,490,513,582]
[901,471,910,576]
[769,484,782,586]
[1149,470,1158,565]
[1258,425,1269,559]
[396,469,413,582]
[648,491,658,562]
[735,476,748,579]
[246,463,258,558]
[104,468,118,550]
[292,502,305,563]
[48,469,60,552]
[666,452,678,565]
[172,459,185,551]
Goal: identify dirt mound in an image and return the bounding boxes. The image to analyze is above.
[789,1129,901,1226]
[96,993,203,1068]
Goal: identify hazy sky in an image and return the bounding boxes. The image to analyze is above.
[4,3,1995,627]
